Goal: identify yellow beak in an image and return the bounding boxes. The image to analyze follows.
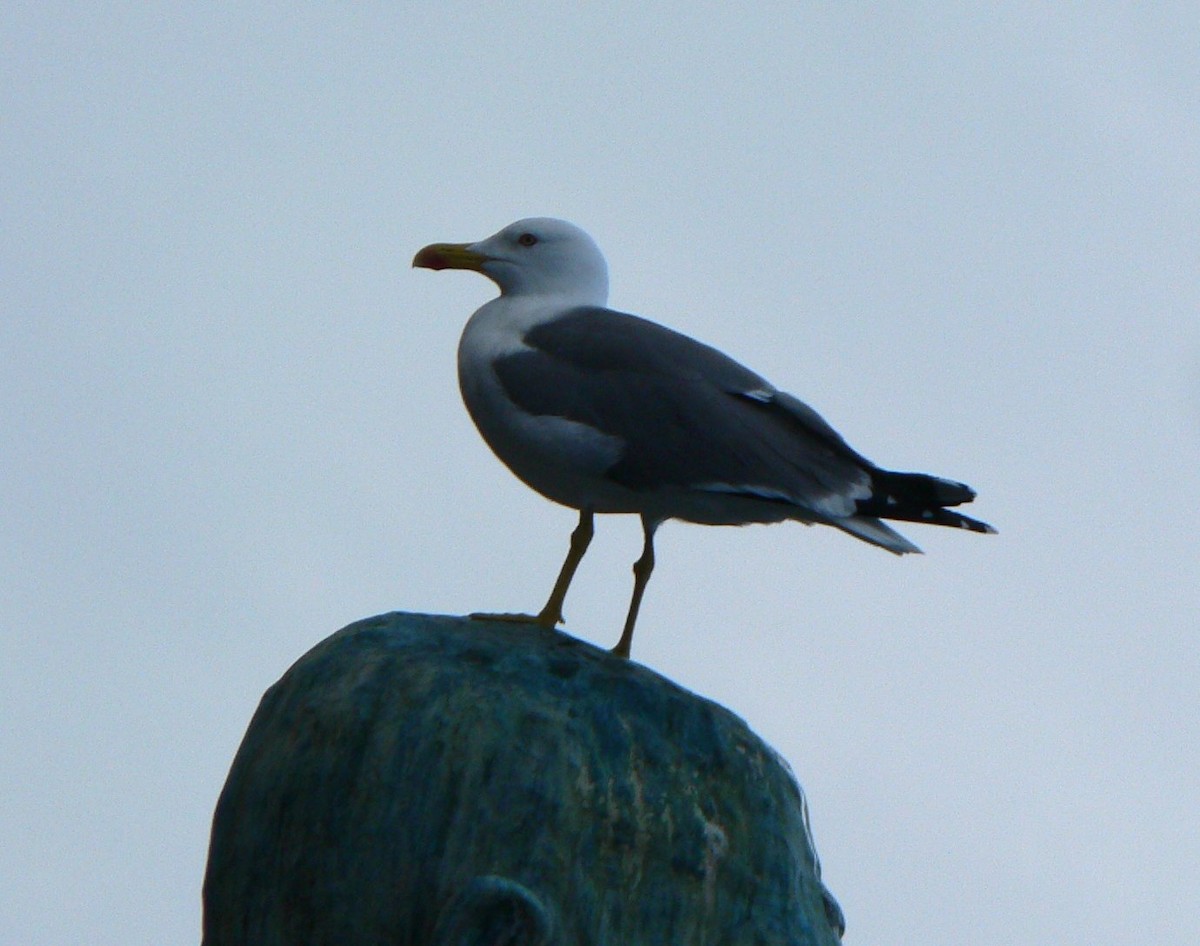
[412,242,488,272]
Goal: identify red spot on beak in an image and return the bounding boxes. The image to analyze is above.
[412,246,450,270]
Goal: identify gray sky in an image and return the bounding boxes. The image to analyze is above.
[3,4,1198,944]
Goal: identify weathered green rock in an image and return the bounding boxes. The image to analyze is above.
[202,612,844,945]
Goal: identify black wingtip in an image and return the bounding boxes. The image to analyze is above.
[859,469,995,534]
[945,510,997,535]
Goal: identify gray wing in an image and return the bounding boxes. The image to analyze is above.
[493,306,876,515]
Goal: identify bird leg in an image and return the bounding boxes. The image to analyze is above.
[533,509,594,626]
[611,517,659,659]
[469,509,593,628]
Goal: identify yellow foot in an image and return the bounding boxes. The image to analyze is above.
[468,611,560,628]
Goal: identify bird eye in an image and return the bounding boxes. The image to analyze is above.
[517,233,538,247]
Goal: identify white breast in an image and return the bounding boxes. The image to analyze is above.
[457,298,631,512]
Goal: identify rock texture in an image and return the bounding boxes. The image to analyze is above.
[202,612,844,945]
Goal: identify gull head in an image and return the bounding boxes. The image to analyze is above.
[413,217,609,306]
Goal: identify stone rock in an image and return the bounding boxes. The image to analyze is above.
[202,612,844,945]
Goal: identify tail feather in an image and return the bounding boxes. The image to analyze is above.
[836,516,924,555]
[858,469,997,535]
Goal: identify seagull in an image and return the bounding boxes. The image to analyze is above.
[413,218,994,658]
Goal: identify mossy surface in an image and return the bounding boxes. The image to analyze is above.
[202,612,843,946]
